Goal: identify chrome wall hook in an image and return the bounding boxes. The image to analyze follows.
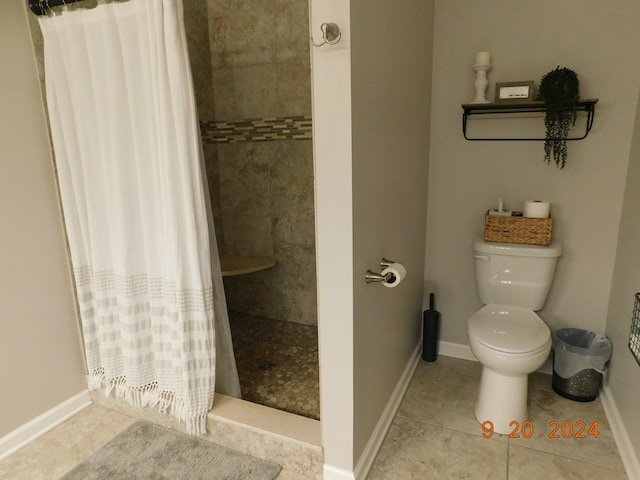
[311,22,342,47]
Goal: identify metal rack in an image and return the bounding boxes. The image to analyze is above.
[629,293,640,366]
[461,98,598,141]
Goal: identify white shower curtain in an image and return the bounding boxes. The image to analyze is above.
[39,0,239,435]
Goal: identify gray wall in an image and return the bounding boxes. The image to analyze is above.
[605,89,640,466]
[351,0,434,464]
[310,0,435,474]
[426,0,640,344]
[0,0,86,437]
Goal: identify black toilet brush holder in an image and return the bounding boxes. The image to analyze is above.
[423,293,440,362]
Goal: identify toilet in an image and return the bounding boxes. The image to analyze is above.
[468,237,562,434]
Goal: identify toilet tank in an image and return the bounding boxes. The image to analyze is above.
[473,237,562,310]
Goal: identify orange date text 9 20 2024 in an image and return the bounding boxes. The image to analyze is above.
[481,420,599,439]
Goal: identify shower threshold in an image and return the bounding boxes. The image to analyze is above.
[210,393,321,448]
[207,394,322,477]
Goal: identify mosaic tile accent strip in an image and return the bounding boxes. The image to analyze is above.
[200,116,312,143]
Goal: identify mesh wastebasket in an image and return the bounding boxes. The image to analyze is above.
[552,328,612,402]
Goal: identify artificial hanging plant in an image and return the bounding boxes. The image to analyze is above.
[536,66,580,169]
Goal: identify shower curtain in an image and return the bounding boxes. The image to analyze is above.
[38,0,239,434]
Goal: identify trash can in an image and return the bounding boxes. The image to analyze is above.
[552,328,612,402]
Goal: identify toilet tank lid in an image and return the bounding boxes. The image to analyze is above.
[473,237,562,258]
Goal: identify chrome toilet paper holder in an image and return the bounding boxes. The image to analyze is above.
[365,258,397,284]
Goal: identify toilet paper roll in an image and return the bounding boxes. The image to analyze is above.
[382,263,406,288]
[523,200,551,218]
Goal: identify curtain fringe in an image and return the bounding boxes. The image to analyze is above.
[89,368,208,435]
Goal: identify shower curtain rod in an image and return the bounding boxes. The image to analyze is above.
[28,0,84,15]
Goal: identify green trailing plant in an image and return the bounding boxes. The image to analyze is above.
[536,66,580,169]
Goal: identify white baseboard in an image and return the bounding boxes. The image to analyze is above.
[0,390,91,461]
[323,464,356,480]
[600,384,640,479]
[438,340,476,361]
[352,340,422,480]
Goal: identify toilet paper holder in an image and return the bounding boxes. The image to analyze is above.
[365,258,398,284]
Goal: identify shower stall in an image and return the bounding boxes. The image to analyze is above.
[183,0,319,420]
[27,0,319,421]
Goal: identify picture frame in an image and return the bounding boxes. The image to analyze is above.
[494,81,535,103]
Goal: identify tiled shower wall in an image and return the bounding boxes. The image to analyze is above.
[186,0,317,325]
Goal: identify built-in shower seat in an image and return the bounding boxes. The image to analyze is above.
[220,255,277,277]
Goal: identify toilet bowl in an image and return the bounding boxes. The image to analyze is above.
[468,304,551,433]
[467,238,562,434]
[468,238,561,435]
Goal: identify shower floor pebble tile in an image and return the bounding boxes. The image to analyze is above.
[228,311,320,420]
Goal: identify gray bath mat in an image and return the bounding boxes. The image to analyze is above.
[61,420,282,480]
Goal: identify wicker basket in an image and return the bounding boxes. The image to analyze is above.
[484,212,553,246]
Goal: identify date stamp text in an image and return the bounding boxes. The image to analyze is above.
[481,420,599,439]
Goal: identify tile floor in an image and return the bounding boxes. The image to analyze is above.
[368,356,627,479]
[229,311,320,420]
[0,405,137,480]
[0,355,628,479]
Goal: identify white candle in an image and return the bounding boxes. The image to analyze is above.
[475,51,491,65]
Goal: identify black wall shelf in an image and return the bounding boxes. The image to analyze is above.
[461,98,598,141]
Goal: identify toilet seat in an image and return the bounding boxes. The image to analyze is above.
[468,304,550,354]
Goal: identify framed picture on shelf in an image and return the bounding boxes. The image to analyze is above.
[494,81,535,102]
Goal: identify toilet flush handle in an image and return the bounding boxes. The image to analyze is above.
[474,254,490,263]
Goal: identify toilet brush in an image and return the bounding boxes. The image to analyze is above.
[423,293,440,362]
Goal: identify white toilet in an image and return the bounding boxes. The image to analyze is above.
[468,237,562,434]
